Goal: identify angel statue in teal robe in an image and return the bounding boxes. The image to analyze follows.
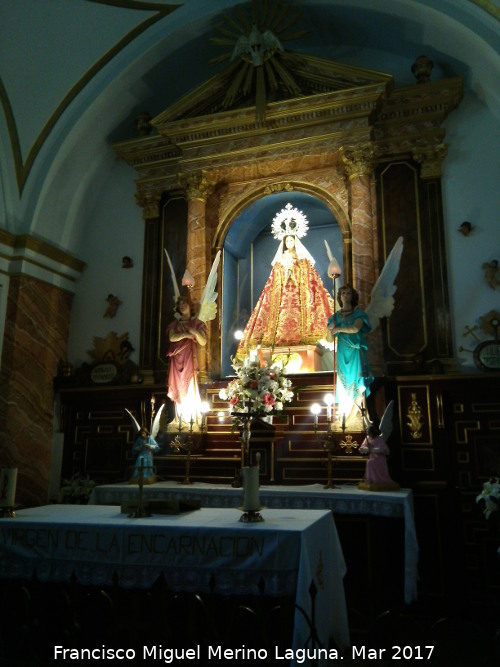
[125,403,165,484]
[325,237,404,423]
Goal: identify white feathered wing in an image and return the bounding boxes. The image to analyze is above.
[151,403,165,439]
[164,248,181,302]
[378,400,394,441]
[197,250,221,323]
[125,403,165,439]
[365,236,404,332]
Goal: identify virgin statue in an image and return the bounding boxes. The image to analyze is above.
[236,203,334,360]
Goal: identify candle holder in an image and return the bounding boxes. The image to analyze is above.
[319,410,348,490]
[239,454,263,522]
[171,420,196,485]
[0,507,16,518]
[239,508,264,523]
[128,461,151,518]
[0,468,18,518]
[322,428,341,490]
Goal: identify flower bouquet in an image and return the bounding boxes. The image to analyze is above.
[58,473,96,504]
[476,477,500,556]
[219,355,294,429]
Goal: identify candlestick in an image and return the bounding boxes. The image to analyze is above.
[0,468,17,510]
[310,403,321,433]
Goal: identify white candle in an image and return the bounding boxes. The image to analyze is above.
[242,466,260,511]
[0,468,18,507]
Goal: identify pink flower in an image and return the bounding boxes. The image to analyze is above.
[263,393,275,406]
[230,396,239,406]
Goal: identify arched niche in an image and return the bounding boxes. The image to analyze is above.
[216,188,347,376]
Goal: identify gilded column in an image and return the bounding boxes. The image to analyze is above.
[181,171,216,380]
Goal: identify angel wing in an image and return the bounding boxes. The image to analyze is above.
[355,399,394,440]
[197,250,221,323]
[365,236,404,332]
[379,400,394,441]
[164,248,181,303]
[151,403,165,439]
[125,408,141,435]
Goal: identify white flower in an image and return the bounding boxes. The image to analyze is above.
[476,477,500,519]
[220,354,294,427]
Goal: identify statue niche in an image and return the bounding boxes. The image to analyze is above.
[232,202,336,374]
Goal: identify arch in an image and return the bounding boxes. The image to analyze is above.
[213,179,351,252]
[215,181,348,376]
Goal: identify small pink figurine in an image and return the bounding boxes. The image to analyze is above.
[358,424,399,491]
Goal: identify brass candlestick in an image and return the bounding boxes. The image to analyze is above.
[129,461,151,518]
[322,428,340,490]
[172,419,195,485]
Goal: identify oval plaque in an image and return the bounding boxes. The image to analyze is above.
[91,363,118,384]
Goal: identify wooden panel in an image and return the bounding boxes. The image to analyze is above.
[377,161,454,371]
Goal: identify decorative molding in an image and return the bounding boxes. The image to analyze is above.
[135,191,162,220]
[412,144,448,179]
[179,172,216,202]
[0,229,85,290]
[406,392,424,440]
[340,144,374,179]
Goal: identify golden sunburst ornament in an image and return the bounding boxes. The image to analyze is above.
[210,0,308,122]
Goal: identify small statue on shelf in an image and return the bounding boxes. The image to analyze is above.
[130,427,159,484]
[358,400,399,492]
[126,400,165,484]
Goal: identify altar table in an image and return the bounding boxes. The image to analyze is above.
[0,505,349,658]
[90,481,419,604]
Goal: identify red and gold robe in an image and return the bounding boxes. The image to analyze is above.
[237,256,334,357]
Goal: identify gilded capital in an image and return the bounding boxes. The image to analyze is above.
[412,143,448,179]
[135,190,161,219]
[179,171,216,202]
[340,144,374,180]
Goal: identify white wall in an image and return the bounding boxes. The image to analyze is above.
[66,159,144,369]
[442,92,500,371]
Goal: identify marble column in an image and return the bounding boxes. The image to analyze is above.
[0,275,72,507]
[341,144,385,373]
[183,172,216,381]
[341,144,377,306]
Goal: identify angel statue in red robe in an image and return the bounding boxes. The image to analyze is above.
[236,203,334,365]
[164,249,221,430]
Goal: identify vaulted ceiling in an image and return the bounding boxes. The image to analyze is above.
[1,1,499,256]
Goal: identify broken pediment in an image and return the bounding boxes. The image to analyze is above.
[151,51,393,127]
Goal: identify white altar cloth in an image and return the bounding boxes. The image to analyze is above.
[0,504,349,658]
[90,481,419,603]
